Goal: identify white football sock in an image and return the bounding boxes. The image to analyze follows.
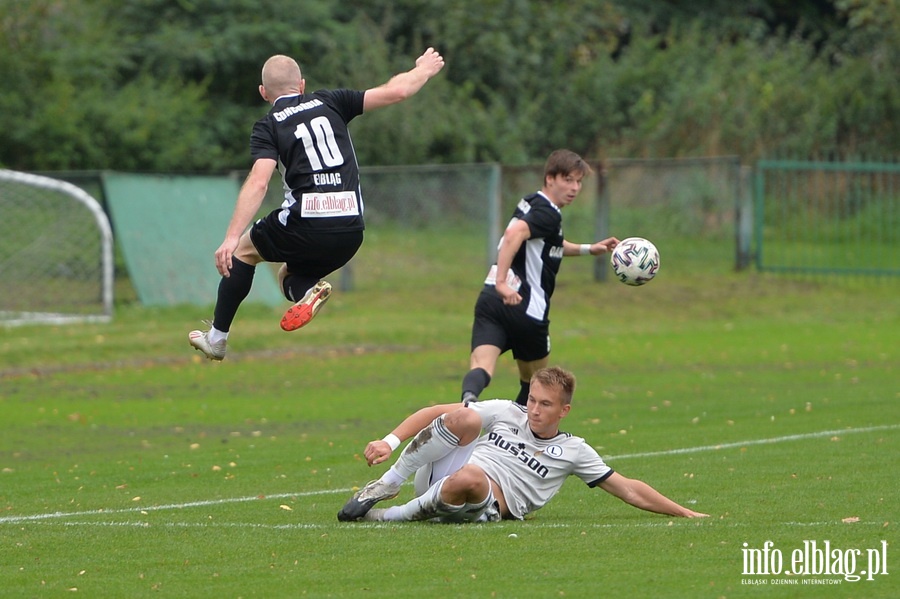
[208,326,228,344]
[382,477,462,522]
[385,415,460,483]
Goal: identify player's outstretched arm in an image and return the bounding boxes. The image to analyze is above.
[562,237,620,257]
[598,472,709,518]
[363,402,464,466]
[215,158,276,276]
[363,47,445,111]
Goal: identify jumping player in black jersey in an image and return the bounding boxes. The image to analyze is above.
[461,149,620,404]
[190,48,445,360]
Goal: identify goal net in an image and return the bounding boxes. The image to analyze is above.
[0,170,113,326]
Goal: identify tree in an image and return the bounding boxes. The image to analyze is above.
[0,0,896,171]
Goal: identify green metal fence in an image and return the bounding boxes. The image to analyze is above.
[598,156,745,281]
[28,157,898,315]
[754,160,900,276]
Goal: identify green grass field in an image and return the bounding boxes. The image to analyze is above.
[1,253,897,598]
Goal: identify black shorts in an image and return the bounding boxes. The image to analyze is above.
[250,212,363,279]
[470,287,550,362]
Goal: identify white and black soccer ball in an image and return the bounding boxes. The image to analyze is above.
[610,237,660,286]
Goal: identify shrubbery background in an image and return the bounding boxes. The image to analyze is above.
[1,0,896,171]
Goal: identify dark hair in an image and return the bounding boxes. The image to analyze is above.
[531,366,576,406]
[544,149,593,180]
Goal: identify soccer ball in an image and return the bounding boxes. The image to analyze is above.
[610,237,660,286]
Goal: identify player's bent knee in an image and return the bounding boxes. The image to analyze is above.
[444,408,482,444]
[449,465,490,495]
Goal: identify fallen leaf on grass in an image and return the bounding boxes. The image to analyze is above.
[279,505,293,511]
[841,516,860,523]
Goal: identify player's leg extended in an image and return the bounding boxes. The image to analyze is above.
[338,409,482,521]
[514,357,549,405]
[189,233,263,360]
[373,467,496,522]
[278,230,361,331]
[279,266,332,332]
[461,344,501,402]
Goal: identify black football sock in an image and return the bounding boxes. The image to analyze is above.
[461,368,491,401]
[514,379,530,406]
[282,273,320,303]
[212,258,255,332]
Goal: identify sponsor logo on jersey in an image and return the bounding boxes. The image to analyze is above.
[486,431,549,478]
[300,191,360,218]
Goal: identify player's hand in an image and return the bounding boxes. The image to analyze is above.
[495,281,522,306]
[364,440,393,466]
[416,47,445,77]
[594,237,620,254]
[214,236,240,277]
[684,510,710,518]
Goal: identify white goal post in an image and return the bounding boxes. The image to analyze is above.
[0,170,114,326]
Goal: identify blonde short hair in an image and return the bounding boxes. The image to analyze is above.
[261,55,302,97]
[531,367,576,406]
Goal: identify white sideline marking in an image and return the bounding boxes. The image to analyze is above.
[0,490,345,524]
[1,423,896,526]
[22,519,889,530]
[605,423,900,460]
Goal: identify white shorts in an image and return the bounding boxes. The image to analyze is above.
[413,443,477,496]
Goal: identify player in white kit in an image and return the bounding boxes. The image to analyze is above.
[338,367,708,523]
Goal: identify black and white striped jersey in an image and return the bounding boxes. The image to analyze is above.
[249,89,366,233]
[485,191,564,322]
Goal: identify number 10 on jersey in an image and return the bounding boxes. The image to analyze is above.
[294,116,343,170]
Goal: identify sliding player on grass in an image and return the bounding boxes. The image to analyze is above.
[338,366,708,523]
